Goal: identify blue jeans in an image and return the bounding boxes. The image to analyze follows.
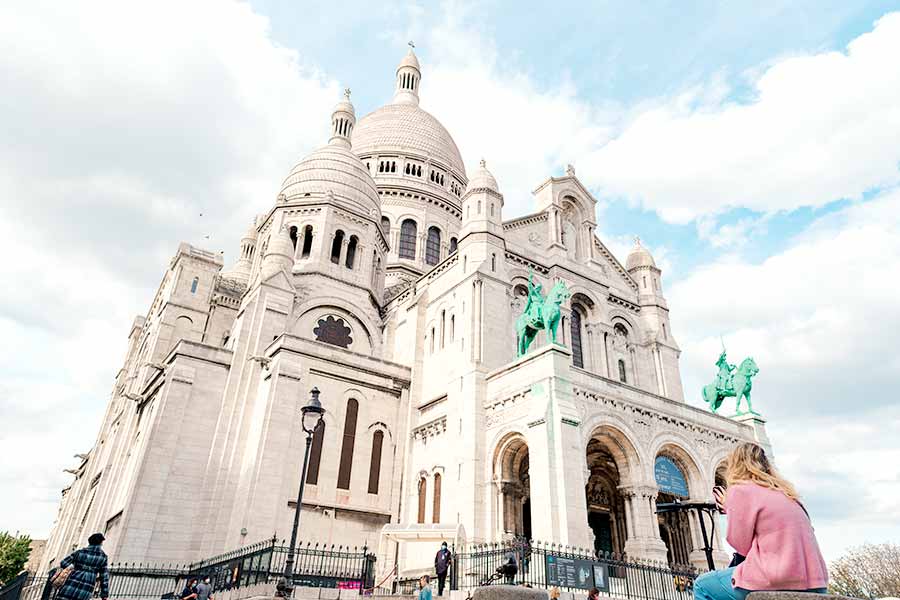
[694,567,827,600]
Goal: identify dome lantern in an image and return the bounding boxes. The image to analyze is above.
[329,88,356,149]
[393,42,421,106]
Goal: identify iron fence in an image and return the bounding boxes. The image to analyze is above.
[0,538,375,600]
[450,540,697,600]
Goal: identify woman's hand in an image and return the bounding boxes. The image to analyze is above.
[713,486,727,514]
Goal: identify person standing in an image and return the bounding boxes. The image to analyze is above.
[54,533,110,600]
[693,442,828,600]
[180,579,199,600]
[195,577,214,600]
[434,542,452,596]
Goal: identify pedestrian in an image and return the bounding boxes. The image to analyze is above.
[53,533,109,600]
[434,541,452,596]
[180,579,199,600]
[693,442,828,600]
[195,577,214,600]
[501,548,517,585]
[549,587,561,600]
[418,575,433,600]
[587,587,600,600]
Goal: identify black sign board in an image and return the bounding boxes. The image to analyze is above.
[545,555,610,592]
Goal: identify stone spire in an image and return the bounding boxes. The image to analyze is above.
[329,88,356,149]
[393,42,421,106]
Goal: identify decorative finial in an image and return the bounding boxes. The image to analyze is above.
[479,158,486,168]
[633,235,641,246]
[565,163,575,176]
[408,40,415,49]
[344,88,351,100]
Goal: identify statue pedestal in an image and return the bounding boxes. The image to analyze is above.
[732,412,774,462]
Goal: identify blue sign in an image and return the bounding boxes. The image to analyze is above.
[654,456,689,497]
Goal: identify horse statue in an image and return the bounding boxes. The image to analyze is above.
[702,355,760,415]
[515,277,571,357]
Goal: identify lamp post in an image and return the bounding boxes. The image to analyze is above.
[276,387,325,598]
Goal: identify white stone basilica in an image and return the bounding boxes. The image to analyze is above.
[40,48,772,577]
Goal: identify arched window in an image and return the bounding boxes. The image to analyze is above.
[571,306,585,368]
[331,230,344,264]
[367,430,384,494]
[306,420,325,485]
[405,163,410,175]
[416,165,422,177]
[491,253,496,272]
[449,237,458,254]
[426,226,441,265]
[337,399,358,489]
[433,473,442,523]
[618,359,627,383]
[440,310,446,348]
[345,235,358,269]
[301,225,313,259]
[190,277,198,294]
[173,315,193,346]
[417,477,427,523]
[450,315,455,342]
[399,219,417,260]
[662,323,668,339]
[490,203,494,216]
[381,216,390,235]
[430,327,435,353]
[289,226,298,251]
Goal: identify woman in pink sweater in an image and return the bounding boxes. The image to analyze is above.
[693,443,828,600]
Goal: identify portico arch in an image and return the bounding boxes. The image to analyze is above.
[493,433,531,539]
[652,441,703,566]
[584,424,641,556]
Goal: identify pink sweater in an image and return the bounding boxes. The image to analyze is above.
[726,483,828,590]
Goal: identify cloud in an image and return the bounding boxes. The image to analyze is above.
[670,190,900,560]
[0,0,339,536]
[583,12,900,223]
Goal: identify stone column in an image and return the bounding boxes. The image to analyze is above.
[619,484,668,561]
[584,323,597,372]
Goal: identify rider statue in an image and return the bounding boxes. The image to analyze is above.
[523,272,544,326]
[715,350,736,396]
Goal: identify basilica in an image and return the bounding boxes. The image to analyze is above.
[40,48,772,577]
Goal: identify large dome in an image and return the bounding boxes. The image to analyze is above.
[279,144,381,214]
[352,103,466,176]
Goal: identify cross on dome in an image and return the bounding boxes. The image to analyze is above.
[408,40,415,49]
[344,88,351,99]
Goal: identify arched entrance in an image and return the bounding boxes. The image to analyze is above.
[584,427,638,556]
[494,435,531,538]
[654,449,697,566]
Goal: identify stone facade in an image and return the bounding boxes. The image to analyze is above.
[40,48,769,575]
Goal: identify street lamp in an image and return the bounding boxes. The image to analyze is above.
[276,387,325,598]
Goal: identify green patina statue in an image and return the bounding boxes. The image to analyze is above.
[702,348,760,415]
[515,273,571,357]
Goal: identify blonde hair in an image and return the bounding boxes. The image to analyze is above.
[550,588,561,600]
[724,442,799,501]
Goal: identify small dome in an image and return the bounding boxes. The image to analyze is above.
[626,237,657,270]
[397,47,421,72]
[279,144,381,214]
[465,159,499,194]
[242,218,258,241]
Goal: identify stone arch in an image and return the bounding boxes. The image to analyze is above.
[583,421,642,556]
[649,434,706,497]
[492,431,532,539]
[650,435,706,567]
[292,299,379,352]
[581,420,644,485]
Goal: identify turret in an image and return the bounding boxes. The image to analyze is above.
[329,89,356,149]
[221,218,259,284]
[392,45,421,106]
[626,237,664,300]
[460,159,504,239]
[260,215,295,280]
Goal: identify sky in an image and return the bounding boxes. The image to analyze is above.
[1,0,899,564]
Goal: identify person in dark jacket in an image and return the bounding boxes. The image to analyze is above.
[434,542,452,596]
[56,533,110,600]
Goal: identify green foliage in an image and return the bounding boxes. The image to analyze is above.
[0,531,33,585]
[829,543,900,599]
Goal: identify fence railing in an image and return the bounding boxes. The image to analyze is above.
[0,538,376,600]
[449,540,697,600]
